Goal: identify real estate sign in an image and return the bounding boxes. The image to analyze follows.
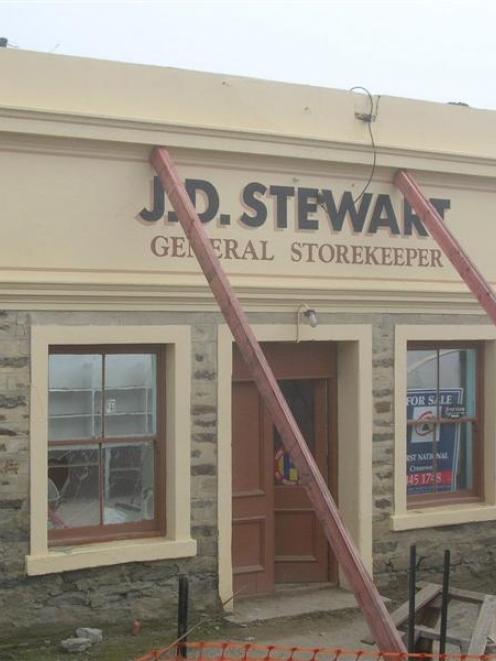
[406,388,463,495]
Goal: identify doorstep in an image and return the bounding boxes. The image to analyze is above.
[225,583,362,625]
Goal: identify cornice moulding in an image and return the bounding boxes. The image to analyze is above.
[1,106,496,179]
[0,281,489,316]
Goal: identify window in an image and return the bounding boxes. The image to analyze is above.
[47,346,166,545]
[406,342,482,506]
[28,325,194,575]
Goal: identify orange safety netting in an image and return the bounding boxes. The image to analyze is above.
[135,642,496,661]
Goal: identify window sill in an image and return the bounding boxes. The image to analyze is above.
[26,537,197,576]
[391,503,496,531]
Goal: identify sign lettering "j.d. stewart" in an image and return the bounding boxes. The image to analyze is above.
[139,176,451,236]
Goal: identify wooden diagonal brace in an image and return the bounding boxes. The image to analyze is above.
[394,170,496,326]
[151,147,406,653]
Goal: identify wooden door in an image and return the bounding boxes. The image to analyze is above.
[273,378,330,583]
[232,380,275,595]
[232,342,337,596]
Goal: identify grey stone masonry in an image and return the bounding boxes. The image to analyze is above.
[0,311,220,637]
[370,312,496,596]
[1,307,496,636]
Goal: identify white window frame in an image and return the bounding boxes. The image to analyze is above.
[27,325,196,575]
[392,324,496,531]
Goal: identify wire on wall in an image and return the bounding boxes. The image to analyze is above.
[348,86,381,204]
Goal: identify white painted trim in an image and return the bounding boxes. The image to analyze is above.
[217,322,373,605]
[0,287,490,315]
[26,538,197,576]
[392,505,496,531]
[336,327,374,587]
[392,324,496,531]
[217,324,234,608]
[27,324,196,575]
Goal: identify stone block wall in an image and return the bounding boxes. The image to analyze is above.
[0,311,31,632]
[2,306,496,636]
[0,311,220,636]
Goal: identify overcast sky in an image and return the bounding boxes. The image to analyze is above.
[1,0,495,110]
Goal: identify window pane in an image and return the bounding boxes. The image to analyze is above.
[408,421,474,494]
[104,354,157,437]
[274,380,315,486]
[407,423,437,495]
[407,350,437,390]
[407,346,478,499]
[450,421,475,491]
[102,442,155,523]
[48,446,100,529]
[439,349,477,418]
[48,355,102,441]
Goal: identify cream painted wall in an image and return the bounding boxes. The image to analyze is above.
[1,143,496,303]
[1,50,496,313]
[2,49,496,165]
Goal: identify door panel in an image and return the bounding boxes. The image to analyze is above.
[273,379,329,583]
[232,381,274,595]
[233,342,336,381]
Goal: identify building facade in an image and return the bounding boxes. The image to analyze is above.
[1,48,496,633]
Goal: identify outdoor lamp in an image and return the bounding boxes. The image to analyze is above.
[296,304,318,342]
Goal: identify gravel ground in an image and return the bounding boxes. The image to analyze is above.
[0,608,375,661]
[0,590,488,660]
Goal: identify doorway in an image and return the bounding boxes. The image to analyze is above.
[231,342,337,597]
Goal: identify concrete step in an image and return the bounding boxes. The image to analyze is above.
[225,583,360,625]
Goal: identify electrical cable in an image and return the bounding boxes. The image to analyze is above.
[349,86,380,204]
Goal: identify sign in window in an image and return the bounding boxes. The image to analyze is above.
[406,345,481,503]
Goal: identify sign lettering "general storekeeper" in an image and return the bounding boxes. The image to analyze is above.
[139,177,451,267]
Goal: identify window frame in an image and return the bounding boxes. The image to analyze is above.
[392,325,496,532]
[406,340,484,509]
[27,324,196,576]
[48,344,167,546]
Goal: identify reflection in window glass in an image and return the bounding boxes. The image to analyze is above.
[407,350,437,393]
[407,346,478,499]
[274,380,315,486]
[104,354,156,437]
[103,442,155,523]
[48,355,102,441]
[439,349,477,418]
[48,446,100,529]
[47,350,159,539]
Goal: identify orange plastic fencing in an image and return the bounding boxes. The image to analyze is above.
[135,641,496,661]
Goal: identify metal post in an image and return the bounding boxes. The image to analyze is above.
[177,574,189,658]
[408,544,416,654]
[439,550,450,656]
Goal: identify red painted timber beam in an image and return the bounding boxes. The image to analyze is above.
[394,170,496,326]
[151,147,406,653]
